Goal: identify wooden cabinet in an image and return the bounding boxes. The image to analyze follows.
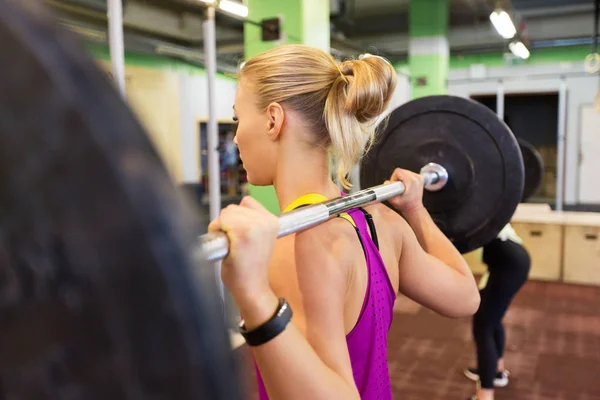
[97,60,183,182]
[512,222,563,281]
[563,225,600,285]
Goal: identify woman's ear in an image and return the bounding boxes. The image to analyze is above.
[266,102,285,140]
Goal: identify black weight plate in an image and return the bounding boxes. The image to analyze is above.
[518,138,544,202]
[361,95,524,254]
[0,1,242,399]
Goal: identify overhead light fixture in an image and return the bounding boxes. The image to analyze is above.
[489,9,517,39]
[218,0,248,18]
[509,41,530,59]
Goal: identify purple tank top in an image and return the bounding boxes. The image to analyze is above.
[255,207,397,399]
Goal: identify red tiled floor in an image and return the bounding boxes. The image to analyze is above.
[386,280,600,399]
[234,280,600,399]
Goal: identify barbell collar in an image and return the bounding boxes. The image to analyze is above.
[420,163,448,192]
[199,163,447,262]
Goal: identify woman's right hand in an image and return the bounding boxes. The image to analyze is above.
[208,196,279,303]
[385,168,425,214]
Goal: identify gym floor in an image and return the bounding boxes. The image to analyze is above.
[233,279,600,399]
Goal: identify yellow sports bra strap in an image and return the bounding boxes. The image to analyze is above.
[283,193,356,227]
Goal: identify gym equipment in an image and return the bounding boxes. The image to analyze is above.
[360,95,524,254]
[0,1,242,399]
[201,163,449,261]
[201,95,525,260]
[518,138,544,202]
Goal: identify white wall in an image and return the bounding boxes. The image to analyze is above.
[387,71,412,114]
[178,73,238,183]
[447,61,598,205]
[563,75,598,204]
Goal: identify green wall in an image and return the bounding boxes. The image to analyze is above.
[450,45,591,69]
[395,45,591,76]
[409,53,448,97]
[409,0,448,38]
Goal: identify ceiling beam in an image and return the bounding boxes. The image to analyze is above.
[516,4,595,18]
[46,0,241,44]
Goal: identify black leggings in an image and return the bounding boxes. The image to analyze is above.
[472,239,530,389]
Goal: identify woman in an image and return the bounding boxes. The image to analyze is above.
[209,44,481,400]
[463,224,531,400]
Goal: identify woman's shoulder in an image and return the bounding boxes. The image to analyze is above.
[364,202,401,219]
[270,219,359,265]
[363,203,408,233]
[362,203,412,258]
[290,218,363,276]
[296,217,362,251]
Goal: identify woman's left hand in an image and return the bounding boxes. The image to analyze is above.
[208,196,279,303]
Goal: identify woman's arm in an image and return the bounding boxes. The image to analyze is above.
[210,199,360,400]
[394,212,480,318]
[237,289,359,400]
[238,225,360,400]
[402,205,475,283]
[385,168,480,318]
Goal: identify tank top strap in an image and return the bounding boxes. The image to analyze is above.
[345,208,370,236]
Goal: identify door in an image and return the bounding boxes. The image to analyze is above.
[578,106,600,204]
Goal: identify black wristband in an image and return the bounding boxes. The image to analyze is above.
[239,298,293,347]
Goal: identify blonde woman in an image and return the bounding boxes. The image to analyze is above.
[209,44,480,400]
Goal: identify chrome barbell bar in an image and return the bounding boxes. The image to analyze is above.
[198,163,448,262]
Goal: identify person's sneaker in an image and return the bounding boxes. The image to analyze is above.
[463,367,510,387]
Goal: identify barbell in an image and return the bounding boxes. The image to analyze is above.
[200,163,449,261]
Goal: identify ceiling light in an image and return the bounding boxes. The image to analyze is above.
[218,0,248,18]
[490,10,517,39]
[509,41,530,59]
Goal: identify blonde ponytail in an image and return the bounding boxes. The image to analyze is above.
[239,46,397,189]
[325,55,397,188]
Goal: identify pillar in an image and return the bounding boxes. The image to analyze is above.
[409,0,449,99]
[243,0,330,214]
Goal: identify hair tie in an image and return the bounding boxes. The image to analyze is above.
[336,65,349,83]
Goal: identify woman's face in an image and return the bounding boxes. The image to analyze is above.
[233,82,278,186]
